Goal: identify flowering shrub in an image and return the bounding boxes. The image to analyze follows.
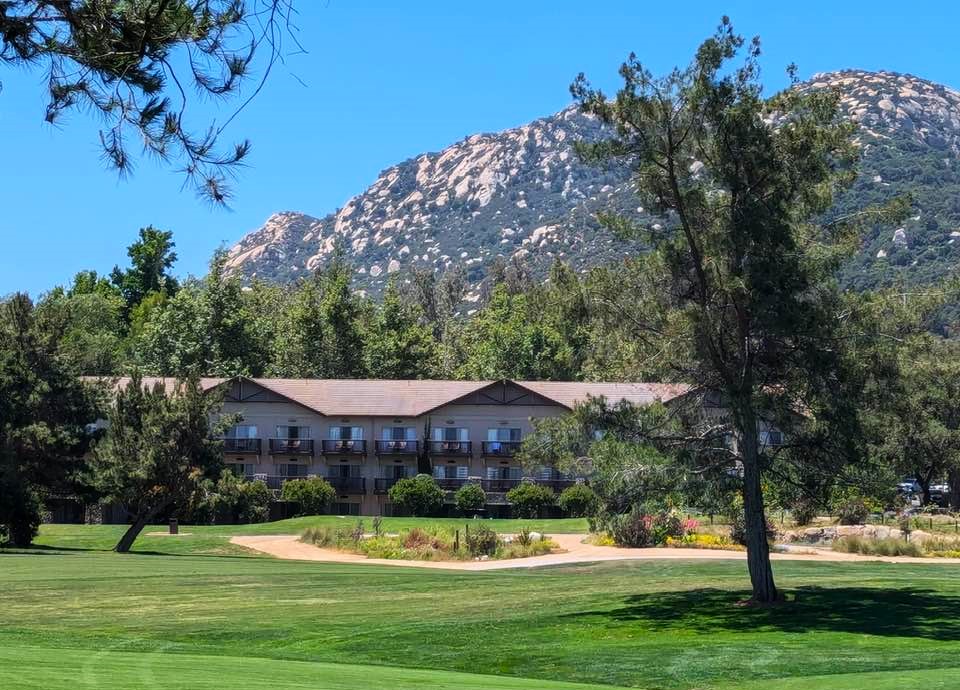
[607,508,693,547]
[665,533,744,551]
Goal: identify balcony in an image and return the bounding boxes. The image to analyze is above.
[374,477,402,494]
[436,477,470,491]
[428,440,473,456]
[375,440,419,455]
[321,439,368,455]
[481,478,522,493]
[268,439,314,456]
[223,438,262,454]
[245,475,286,491]
[481,440,521,457]
[326,476,366,494]
[538,479,580,492]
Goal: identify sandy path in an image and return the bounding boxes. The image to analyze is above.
[230,533,960,570]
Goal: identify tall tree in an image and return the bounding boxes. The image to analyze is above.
[875,337,960,506]
[364,280,438,379]
[111,227,179,317]
[129,250,267,376]
[0,294,100,546]
[571,19,875,603]
[1,0,297,201]
[87,373,226,552]
[270,259,367,378]
[455,284,577,381]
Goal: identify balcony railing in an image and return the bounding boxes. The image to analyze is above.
[375,440,419,455]
[374,477,402,494]
[245,474,287,491]
[321,439,367,455]
[268,439,314,455]
[223,438,262,454]
[435,477,470,490]
[326,476,366,493]
[481,440,521,457]
[428,440,473,455]
[540,478,579,492]
[481,478,522,493]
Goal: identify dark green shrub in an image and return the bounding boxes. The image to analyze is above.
[388,474,444,517]
[506,481,555,518]
[837,498,869,525]
[281,477,336,516]
[465,524,499,556]
[0,478,42,547]
[454,482,486,513]
[557,484,598,517]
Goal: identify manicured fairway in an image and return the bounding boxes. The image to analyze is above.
[30,516,590,555]
[3,523,960,689]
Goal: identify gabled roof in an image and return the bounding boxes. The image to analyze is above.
[91,376,690,417]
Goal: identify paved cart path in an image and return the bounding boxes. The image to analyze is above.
[230,533,960,570]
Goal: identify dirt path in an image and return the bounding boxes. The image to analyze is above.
[230,533,960,570]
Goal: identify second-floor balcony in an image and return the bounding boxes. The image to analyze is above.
[481,440,522,457]
[223,438,262,454]
[321,439,368,455]
[268,438,315,456]
[375,440,419,455]
[374,477,401,494]
[428,440,473,456]
[481,478,522,493]
[326,476,366,493]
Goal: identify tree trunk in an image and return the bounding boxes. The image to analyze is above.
[114,500,171,553]
[736,408,779,604]
[948,467,960,512]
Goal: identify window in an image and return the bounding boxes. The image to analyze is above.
[329,426,363,440]
[332,502,360,516]
[382,426,416,441]
[433,465,469,479]
[276,425,310,439]
[486,428,521,442]
[486,465,521,480]
[385,465,408,479]
[486,428,521,453]
[228,425,258,439]
[227,462,255,477]
[433,427,468,441]
[759,429,784,448]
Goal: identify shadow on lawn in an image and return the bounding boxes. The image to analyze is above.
[565,587,960,641]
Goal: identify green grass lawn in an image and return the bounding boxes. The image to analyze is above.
[4,522,960,690]
[29,515,590,556]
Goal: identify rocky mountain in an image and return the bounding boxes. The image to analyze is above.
[226,69,960,301]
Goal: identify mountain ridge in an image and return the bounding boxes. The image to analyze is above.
[226,69,960,300]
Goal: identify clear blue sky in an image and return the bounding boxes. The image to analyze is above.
[1,1,957,296]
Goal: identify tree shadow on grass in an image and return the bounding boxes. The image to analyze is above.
[562,587,960,641]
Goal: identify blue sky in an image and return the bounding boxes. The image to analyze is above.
[2,1,957,296]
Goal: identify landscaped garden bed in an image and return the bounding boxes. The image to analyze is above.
[300,521,561,561]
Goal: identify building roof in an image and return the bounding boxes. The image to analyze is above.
[91,376,690,417]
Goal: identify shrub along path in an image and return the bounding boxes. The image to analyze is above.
[233,533,960,569]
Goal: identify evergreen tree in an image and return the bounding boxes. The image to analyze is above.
[130,251,267,376]
[0,294,100,546]
[571,18,878,602]
[364,281,438,379]
[87,373,226,552]
[1,0,296,201]
[270,259,367,378]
